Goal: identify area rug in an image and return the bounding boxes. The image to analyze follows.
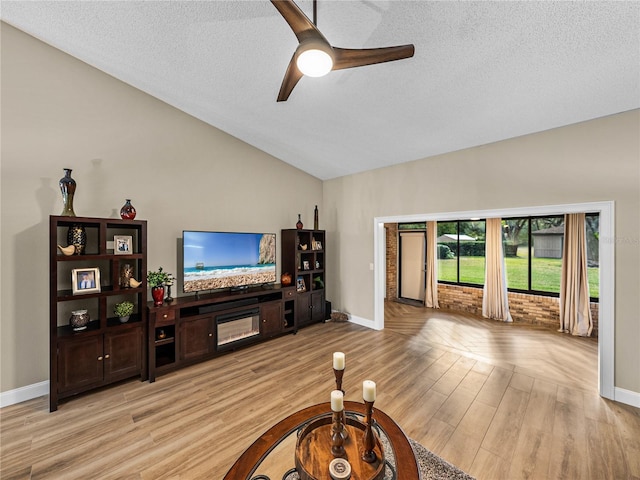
[283,437,474,479]
[409,438,475,480]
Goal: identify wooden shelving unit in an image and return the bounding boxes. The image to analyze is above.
[49,216,148,411]
[281,229,326,328]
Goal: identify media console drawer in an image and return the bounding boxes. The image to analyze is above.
[153,308,175,326]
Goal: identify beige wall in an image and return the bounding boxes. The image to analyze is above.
[2,22,639,398]
[0,24,323,392]
[324,110,640,393]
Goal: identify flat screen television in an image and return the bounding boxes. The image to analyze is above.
[182,231,276,293]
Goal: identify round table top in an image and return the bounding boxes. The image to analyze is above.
[223,400,420,480]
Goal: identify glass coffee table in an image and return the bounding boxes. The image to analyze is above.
[224,400,420,480]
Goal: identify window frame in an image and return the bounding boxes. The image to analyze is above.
[436,219,486,288]
[502,214,599,302]
[400,215,599,302]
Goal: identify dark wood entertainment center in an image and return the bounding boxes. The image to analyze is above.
[147,228,327,382]
[50,218,326,403]
[147,285,297,382]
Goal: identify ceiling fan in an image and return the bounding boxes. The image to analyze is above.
[270,0,415,101]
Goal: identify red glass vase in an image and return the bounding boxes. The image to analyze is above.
[151,286,165,306]
[120,199,136,220]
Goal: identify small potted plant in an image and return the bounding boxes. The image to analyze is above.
[147,267,174,306]
[114,300,134,323]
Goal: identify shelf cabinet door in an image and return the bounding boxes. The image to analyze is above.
[57,335,104,393]
[261,302,283,337]
[180,315,214,361]
[310,291,325,323]
[104,328,142,382]
[296,291,325,326]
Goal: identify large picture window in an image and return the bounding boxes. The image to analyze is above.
[437,220,486,286]
[433,214,599,300]
[403,214,599,300]
[504,214,599,299]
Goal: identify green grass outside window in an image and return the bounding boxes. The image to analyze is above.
[437,255,599,298]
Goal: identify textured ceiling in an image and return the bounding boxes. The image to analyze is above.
[2,1,639,180]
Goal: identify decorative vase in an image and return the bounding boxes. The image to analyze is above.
[120,264,134,288]
[120,199,136,220]
[118,315,130,324]
[67,224,86,255]
[151,286,165,306]
[69,309,90,331]
[165,284,173,303]
[59,168,77,217]
[281,272,292,286]
[314,205,319,230]
[296,214,303,230]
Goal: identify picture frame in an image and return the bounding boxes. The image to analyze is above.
[72,268,101,295]
[312,240,323,250]
[114,235,133,255]
[303,260,310,270]
[296,276,306,292]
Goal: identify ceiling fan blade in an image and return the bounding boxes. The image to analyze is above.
[277,54,304,102]
[332,44,415,70]
[270,0,327,44]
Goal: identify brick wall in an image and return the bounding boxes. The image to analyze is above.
[437,284,484,315]
[437,284,599,336]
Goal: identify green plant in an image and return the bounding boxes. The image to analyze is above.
[147,267,174,288]
[114,301,134,317]
[437,244,454,259]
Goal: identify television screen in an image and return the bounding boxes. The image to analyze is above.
[182,231,276,293]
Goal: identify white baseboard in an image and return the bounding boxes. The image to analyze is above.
[614,387,640,408]
[0,381,49,408]
[347,315,381,330]
[2,378,638,411]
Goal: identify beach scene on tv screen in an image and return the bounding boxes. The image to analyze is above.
[183,232,276,292]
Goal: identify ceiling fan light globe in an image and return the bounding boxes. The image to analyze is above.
[296,44,333,77]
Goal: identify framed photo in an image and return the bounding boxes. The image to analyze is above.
[296,276,306,292]
[114,235,133,255]
[303,260,310,270]
[312,240,323,250]
[72,268,101,295]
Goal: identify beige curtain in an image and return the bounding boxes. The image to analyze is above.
[425,221,439,308]
[559,213,593,336]
[482,218,513,322]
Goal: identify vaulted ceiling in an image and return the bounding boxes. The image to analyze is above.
[2,1,638,180]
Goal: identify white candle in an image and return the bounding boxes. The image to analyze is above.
[333,352,345,370]
[363,380,376,402]
[331,390,344,412]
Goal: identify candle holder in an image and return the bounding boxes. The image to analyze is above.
[333,367,344,392]
[331,411,346,457]
[362,400,376,463]
[333,368,349,440]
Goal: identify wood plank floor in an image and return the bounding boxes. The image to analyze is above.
[1,302,639,479]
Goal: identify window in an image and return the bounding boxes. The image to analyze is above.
[437,221,457,283]
[502,218,529,290]
[402,214,599,300]
[437,220,486,286]
[503,214,599,299]
[530,216,564,293]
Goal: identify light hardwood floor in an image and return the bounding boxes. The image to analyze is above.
[1,302,639,479]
